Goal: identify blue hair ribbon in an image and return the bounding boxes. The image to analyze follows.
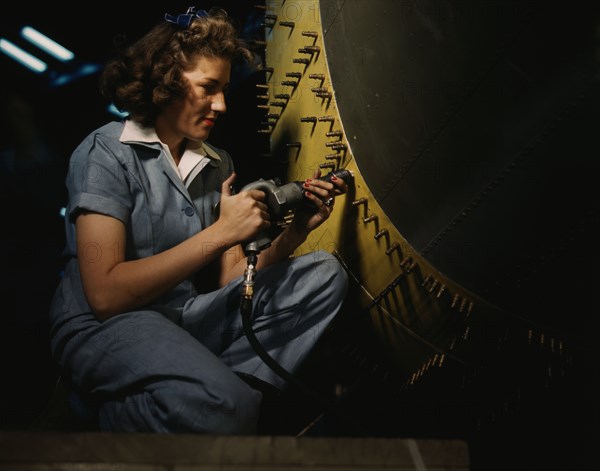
[165,6,208,28]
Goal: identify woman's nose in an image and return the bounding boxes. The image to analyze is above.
[211,95,227,113]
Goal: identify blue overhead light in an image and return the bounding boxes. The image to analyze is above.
[0,38,47,73]
[50,63,103,87]
[21,26,74,62]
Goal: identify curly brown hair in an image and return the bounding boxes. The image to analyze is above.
[100,8,254,127]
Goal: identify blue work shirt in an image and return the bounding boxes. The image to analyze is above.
[50,119,235,335]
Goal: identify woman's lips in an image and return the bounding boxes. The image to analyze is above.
[203,118,216,126]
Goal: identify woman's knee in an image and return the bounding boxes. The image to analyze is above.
[309,250,349,295]
[191,378,262,434]
[100,376,262,434]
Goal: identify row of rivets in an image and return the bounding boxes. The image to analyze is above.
[256,70,271,138]
[449,293,474,317]
[528,329,564,355]
[257,12,325,136]
[257,10,336,174]
[352,196,406,259]
[405,353,446,388]
[421,275,447,299]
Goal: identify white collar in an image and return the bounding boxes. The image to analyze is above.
[119,120,221,181]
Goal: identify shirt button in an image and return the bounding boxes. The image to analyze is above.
[184,207,195,217]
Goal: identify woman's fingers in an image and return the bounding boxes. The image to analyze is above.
[303,175,347,203]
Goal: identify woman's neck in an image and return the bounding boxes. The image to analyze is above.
[155,119,185,164]
[171,139,187,164]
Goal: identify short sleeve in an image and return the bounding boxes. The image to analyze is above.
[66,132,132,224]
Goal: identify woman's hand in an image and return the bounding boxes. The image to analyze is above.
[218,169,348,284]
[290,168,348,237]
[217,173,271,246]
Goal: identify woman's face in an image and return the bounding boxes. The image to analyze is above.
[159,55,231,144]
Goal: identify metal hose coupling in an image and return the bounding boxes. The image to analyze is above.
[241,253,259,315]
